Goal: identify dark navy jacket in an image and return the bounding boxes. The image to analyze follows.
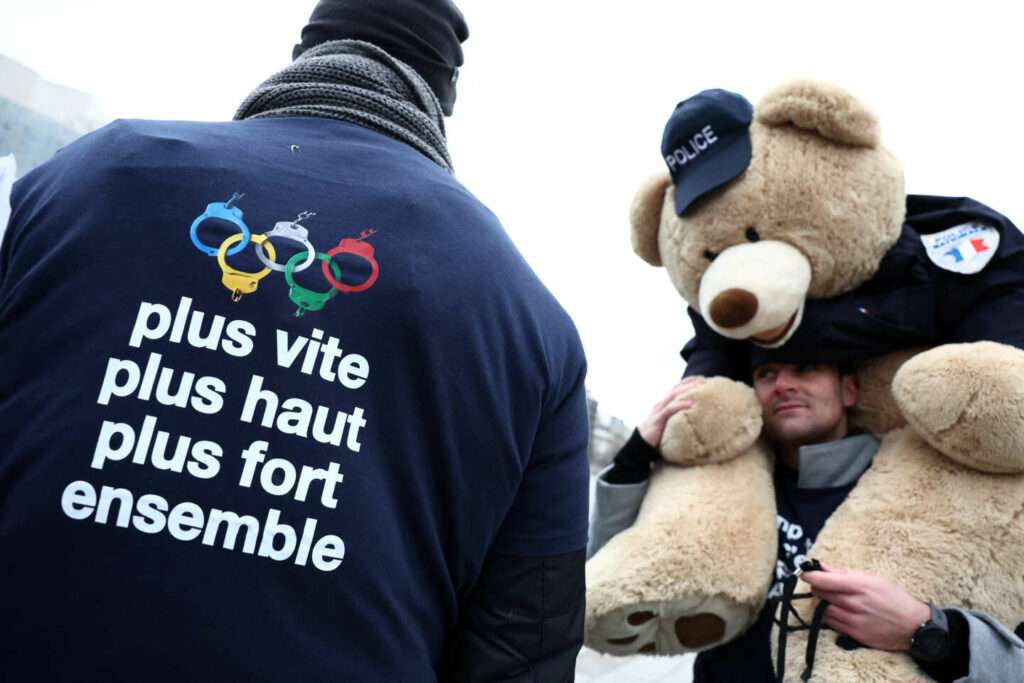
[0,118,590,681]
[683,196,1024,379]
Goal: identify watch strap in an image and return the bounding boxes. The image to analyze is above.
[921,603,949,633]
[909,603,953,662]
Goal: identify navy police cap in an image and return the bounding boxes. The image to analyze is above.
[661,89,754,215]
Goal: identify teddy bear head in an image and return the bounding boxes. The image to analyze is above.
[631,79,906,348]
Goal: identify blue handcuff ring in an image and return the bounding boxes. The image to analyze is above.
[190,201,251,257]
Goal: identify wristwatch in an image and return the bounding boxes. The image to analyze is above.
[908,603,954,662]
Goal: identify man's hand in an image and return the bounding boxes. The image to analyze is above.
[637,376,704,448]
[801,564,931,651]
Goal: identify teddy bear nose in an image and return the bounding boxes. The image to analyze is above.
[708,288,759,329]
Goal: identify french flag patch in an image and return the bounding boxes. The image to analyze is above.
[920,222,999,274]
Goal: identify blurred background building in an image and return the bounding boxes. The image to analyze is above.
[0,54,107,176]
[587,392,632,473]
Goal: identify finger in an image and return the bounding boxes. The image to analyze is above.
[660,400,694,420]
[822,609,859,636]
[653,383,688,410]
[801,572,859,593]
[802,562,847,578]
[825,598,864,621]
[809,590,862,611]
[807,586,840,601]
[655,381,702,410]
[677,376,705,392]
[669,376,704,396]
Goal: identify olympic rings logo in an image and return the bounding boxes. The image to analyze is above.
[189,192,380,315]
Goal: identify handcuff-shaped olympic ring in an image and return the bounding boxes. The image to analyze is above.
[256,212,317,273]
[218,233,276,302]
[191,192,250,256]
[286,251,342,316]
[322,230,380,293]
[190,194,381,312]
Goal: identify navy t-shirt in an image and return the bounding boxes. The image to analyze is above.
[0,117,590,680]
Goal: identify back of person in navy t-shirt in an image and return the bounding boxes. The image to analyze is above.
[0,2,591,681]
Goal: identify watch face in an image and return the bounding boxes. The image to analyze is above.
[913,624,954,662]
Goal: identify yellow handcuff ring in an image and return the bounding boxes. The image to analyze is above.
[217,233,277,302]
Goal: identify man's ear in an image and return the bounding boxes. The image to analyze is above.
[756,78,880,148]
[629,172,671,267]
[841,372,859,409]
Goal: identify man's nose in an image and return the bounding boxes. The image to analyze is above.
[773,369,797,392]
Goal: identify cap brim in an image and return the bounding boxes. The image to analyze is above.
[673,131,752,215]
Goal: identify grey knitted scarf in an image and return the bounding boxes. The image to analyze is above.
[235,40,452,173]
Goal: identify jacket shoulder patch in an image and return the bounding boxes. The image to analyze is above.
[920,222,999,274]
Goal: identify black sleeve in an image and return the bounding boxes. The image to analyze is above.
[681,307,752,382]
[604,429,660,484]
[912,609,969,682]
[438,548,586,683]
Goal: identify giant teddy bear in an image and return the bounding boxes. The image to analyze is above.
[585,79,1024,681]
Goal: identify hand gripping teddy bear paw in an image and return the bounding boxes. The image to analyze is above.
[585,79,1024,681]
[586,376,777,655]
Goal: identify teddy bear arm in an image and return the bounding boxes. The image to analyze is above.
[894,341,1024,473]
[586,446,777,656]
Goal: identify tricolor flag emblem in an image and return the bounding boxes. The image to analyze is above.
[921,222,999,275]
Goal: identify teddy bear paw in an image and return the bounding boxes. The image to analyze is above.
[587,595,753,656]
[660,376,763,466]
[894,341,1024,473]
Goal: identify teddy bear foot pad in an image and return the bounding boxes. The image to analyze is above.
[588,595,751,655]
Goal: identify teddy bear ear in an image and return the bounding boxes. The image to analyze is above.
[756,78,880,148]
[630,171,672,267]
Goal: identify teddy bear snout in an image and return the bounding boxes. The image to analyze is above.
[697,240,812,347]
[708,288,759,328]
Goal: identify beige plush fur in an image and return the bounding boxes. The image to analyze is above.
[586,78,1024,678]
[629,172,669,267]
[757,79,881,147]
[586,444,777,655]
[777,428,1024,681]
[847,348,921,437]
[659,377,762,466]
[895,342,1024,473]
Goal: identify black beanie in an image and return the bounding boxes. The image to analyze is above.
[293,0,469,116]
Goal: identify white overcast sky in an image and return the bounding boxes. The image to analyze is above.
[2,0,1022,423]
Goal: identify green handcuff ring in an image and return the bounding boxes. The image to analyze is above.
[285,251,342,316]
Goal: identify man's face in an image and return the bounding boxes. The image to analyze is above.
[752,363,858,449]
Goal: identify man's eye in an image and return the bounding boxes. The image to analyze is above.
[755,369,774,380]
[796,364,818,373]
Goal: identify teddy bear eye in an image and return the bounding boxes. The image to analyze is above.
[703,249,718,262]
[745,227,760,242]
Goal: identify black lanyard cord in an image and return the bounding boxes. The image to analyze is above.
[773,572,863,681]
